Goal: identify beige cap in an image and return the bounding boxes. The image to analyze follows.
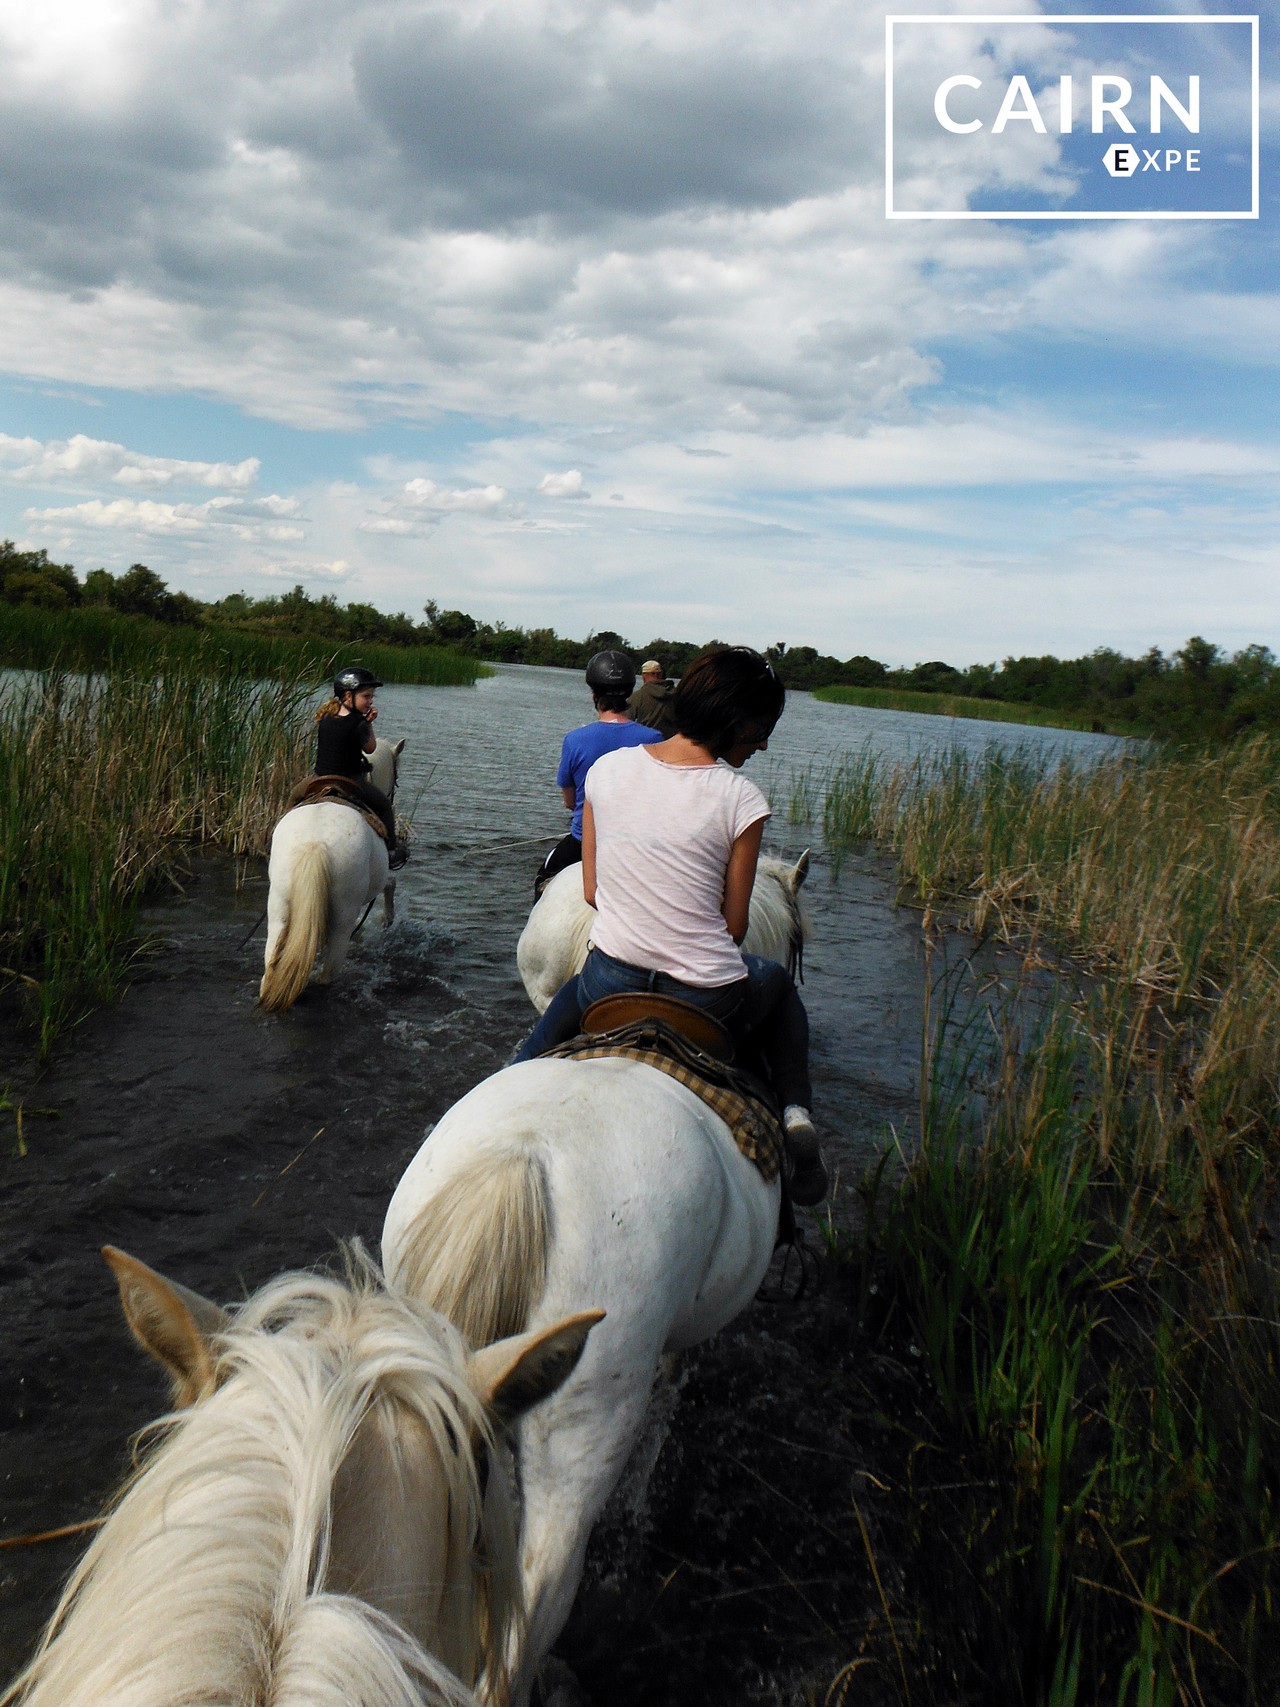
[640,659,663,674]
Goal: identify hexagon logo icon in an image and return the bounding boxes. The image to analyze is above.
[1103,142,1140,178]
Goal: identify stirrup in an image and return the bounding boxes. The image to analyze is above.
[388,842,409,871]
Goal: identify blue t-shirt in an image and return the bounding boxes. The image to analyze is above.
[557,720,663,839]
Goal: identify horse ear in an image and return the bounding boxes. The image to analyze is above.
[393,739,405,757]
[789,849,811,892]
[468,1309,605,1428]
[102,1246,229,1408]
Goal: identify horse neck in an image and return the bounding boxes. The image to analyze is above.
[367,739,397,797]
[746,861,802,973]
[7,1280,506,1707]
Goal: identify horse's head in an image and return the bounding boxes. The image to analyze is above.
[751,849,811,982]
[368,736,405,800]
[10,1247,600,1707]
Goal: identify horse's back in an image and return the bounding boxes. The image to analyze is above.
[384,1057,778,1353]
[516,867,593,1012]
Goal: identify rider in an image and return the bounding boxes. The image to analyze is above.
[534,648,662,895]
[517,645,828,1205]
[315,666,408,870]
[627,658,678,736]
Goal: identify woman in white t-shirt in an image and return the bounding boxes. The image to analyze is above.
[515,646,827,1205]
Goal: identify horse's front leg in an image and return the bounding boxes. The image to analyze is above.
[382,874,396,927]
[505,1371,657,1707]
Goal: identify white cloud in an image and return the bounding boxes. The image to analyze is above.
[401,477,507,512]
[538,469,589,499]
[254,558,351,581]
[0,432,260,490]
[23,492,303,541]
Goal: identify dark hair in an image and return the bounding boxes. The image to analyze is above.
[672,647,785,757]
[592,688,631,715]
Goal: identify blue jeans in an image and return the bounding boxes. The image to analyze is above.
[515,947,811,1109]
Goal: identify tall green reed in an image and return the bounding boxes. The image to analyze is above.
[1,665,313,1054]
[853,966,1280,1704]
[815,740,1280,1702]
[811,682,1142,737]
[0,601,485,685]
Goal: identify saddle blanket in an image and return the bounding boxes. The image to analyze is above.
[282,775,391,844]
[545,1017,784,1183]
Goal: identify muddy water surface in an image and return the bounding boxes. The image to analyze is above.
[0,667,1122,1693]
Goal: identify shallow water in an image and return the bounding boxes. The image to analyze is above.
[0,665,1123,1675]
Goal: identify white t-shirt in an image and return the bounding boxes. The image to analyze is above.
[585,744,771,986]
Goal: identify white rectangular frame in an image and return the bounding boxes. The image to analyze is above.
[885,13,1259,219]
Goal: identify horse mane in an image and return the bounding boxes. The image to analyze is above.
[4,1257,515,1707]
[747,855,810,980]
[387,1146,551,1351]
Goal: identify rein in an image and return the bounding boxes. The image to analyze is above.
[787,911,804,985]
[238,907,268,950]
[351,894,379,936]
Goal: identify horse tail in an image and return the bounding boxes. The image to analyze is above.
[259,842,330,1013]
[388,1147,551,1348]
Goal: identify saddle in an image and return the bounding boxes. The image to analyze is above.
[580,993,734,1063]
[282,775,391,845]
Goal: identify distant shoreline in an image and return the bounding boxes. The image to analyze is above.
[812,682,1144,738]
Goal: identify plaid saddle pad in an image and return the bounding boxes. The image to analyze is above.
[544,1017,784,1183]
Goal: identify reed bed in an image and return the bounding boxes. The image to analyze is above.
[803,737,1280,1703]
[1,666,313,1054]
[0,602,484,685]
[812,683,1142,736]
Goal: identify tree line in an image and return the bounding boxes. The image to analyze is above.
[4,541,1276,739]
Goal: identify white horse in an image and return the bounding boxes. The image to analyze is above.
[259,736,405,1012]
[382,1054,782,1707]
[4,1245,600,1707]
[516,849,811,1014]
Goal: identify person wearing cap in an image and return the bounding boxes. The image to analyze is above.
[627,658,678,737]
[315,666,407,869]
[535,649,662,895]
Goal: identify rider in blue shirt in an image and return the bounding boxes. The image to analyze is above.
[536,650,661,894]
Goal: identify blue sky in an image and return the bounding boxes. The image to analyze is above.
[0,0,1275,667]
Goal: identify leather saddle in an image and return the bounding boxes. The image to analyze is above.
[580,993,734,1064]
[282,775,391,844]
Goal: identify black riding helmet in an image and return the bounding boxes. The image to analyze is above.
[584,648,636,695]
[333,666,384,698]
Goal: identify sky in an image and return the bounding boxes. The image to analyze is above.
[0,0,1275,668]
